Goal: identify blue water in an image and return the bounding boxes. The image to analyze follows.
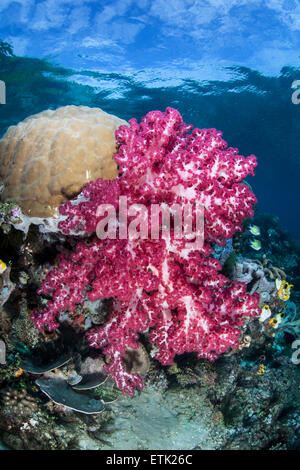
[0,49,299,240]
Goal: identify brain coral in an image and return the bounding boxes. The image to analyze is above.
[0,105,127,218]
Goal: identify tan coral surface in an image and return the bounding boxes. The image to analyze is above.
[0,106,127,217]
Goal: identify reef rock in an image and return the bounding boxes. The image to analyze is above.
[0,105,127,220]
[232,259,276,303]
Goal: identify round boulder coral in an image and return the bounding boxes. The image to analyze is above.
[0,105,127,218]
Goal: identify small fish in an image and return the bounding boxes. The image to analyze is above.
[259,305,271,322]
[257,364,265,375]
[249,225,261,236]
[0,260,7,274]
[269,314,282,329]
[250,239,261,251]
[276,279,293,301]
[15,368,23,377]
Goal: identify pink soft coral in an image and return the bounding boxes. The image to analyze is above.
[32,108,260,395]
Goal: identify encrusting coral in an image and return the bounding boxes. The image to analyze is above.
[31,107,261,395]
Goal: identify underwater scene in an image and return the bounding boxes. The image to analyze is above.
[0,0,300,453]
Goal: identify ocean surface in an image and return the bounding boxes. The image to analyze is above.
[0,48,299,242]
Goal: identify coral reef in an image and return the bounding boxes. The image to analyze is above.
[0,387,77,450]
[0,105,299,449]
[0,199,23,235]
[10,297,42,348]
[0,216,299,449]
[31,107,260,395]
[215,355,300,450]
[232,258,277,303]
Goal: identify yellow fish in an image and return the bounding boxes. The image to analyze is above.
[276,279,293,302]
[0,260,7,274]
[257,364,265,375]
[249,225,261,236]
[269,314,282,329]
[250,239,261,251]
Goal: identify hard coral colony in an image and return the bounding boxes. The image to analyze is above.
[31,107,260,395]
